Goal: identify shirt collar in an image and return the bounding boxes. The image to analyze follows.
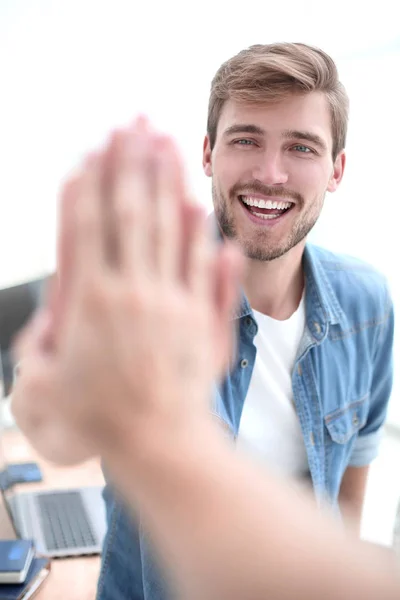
[207,213,344,326]
[302,245,344,327]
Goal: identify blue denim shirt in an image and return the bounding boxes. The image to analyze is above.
[96,243,394,600]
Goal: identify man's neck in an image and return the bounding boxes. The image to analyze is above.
[243,243,305,321]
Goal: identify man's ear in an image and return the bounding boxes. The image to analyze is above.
[327,151,346,193]
[203,135,212,178]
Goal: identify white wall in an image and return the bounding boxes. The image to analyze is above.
[1,1,399,423]
[309,52,400,427]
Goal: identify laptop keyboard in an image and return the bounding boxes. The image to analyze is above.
[36,491,97,551]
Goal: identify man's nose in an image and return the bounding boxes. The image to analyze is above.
[251,150,289,186]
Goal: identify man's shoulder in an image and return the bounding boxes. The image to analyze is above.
[308,244,389,292]
[307,244,391,316]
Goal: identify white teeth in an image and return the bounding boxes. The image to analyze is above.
[241,196,292,210]
[253,212,280,220]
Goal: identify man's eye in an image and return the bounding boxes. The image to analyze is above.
[292,145,312,153]
[234,139,255,146]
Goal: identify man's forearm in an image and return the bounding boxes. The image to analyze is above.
[339,465,370,536]
[107,419,400,600]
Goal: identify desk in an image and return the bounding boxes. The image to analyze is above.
[2,428,104,600]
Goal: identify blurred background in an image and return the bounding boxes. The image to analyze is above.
[0,0,399,548]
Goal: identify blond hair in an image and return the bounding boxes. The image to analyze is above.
[207,43,349,159]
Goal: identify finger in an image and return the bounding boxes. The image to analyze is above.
[70,152,105,287]
[44,174,81,343]
[213,243,244,373]
[40,275,59,349]
[110,117,155,277]
[57,174,80,295]
[100,129,123,268]
[153,136,186,280]
[182,203,211,298]
[214,242,244,322]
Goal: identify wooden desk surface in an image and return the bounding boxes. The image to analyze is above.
[1,427,105,600]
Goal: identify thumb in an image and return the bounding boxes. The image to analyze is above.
[12,308,54,366]
[214,242,244,376]
[215,242,244,323]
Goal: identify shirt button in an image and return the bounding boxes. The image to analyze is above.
[297,364,302,376]
[314,322,322,335]
[352,413,359,427]
[240,358,249,368]
[245,317,252,327]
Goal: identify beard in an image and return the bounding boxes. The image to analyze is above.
[212,181,323,262]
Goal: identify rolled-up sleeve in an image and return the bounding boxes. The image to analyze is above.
[348,287,394,467]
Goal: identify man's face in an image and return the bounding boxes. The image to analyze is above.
[203,92,345,261]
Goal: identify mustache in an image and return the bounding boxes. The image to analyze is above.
[230,181,303,204]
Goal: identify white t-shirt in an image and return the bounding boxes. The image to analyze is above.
[237,296,310,481]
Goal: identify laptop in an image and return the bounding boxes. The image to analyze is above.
[0,278,107,558]
[0,362,107,559]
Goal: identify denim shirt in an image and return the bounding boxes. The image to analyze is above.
[96,243,394,600]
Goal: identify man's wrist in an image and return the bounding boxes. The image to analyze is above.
[104,414,226,502]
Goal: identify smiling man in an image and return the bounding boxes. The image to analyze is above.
[93,43,393,600]
[11,43,394,600]
[199,42,393,513]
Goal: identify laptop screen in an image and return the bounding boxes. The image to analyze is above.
[0,278,47,539]
[0,277,45,396]
[0,350,20,539]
